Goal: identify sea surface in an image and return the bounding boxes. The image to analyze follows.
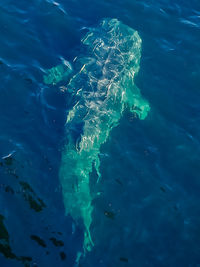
[0,0,200,266]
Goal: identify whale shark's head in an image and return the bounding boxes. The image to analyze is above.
[82,18,142,77]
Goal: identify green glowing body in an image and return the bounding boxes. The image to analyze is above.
[44,18,150,252]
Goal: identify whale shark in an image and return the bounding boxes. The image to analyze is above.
[44,18,150,253]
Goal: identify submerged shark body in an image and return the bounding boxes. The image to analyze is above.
[44,18,150,252]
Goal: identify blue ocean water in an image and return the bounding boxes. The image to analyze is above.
[0,0,200,266]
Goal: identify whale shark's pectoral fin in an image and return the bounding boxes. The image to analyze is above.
[43,62,73,85]
[127,85,150,120]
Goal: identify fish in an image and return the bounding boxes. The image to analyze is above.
[44,18,150,253]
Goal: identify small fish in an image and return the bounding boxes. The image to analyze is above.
[80,64,86,73]
[60,251,66,261]
[120,257,128,262]
[160,186,166,193]
[2,154,14,166]
[30,235,46,248]
[104,211,115,220]
[49,237,64,247]
[115,178,123,186]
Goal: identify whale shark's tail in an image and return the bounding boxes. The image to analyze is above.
[45,18,150,253]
